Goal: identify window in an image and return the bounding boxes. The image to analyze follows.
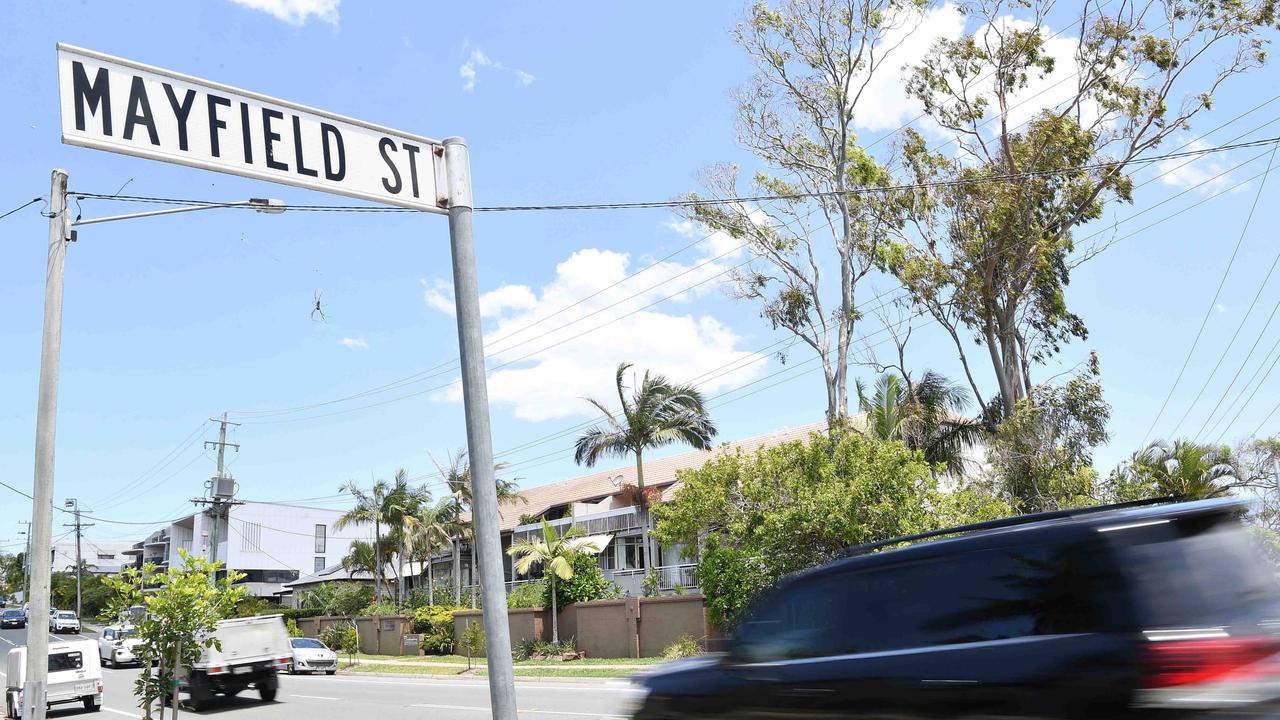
[314,556,325,572]
[620,535,646,570]
[314,524,326,554]
[49,652,82,672]
[102,629,114,641]
[731,541,1119,663]
[97,552,115,560]
[234,569,300,584]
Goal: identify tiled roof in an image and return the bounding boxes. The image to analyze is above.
[493,420,828,532]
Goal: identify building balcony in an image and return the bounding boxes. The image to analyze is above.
[610,564,698,596]
[511,505,643,543]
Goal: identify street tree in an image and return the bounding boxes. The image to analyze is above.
[507,520,610,643]
[432,450,524,606]
[102,551,246,720]
[406,494,456,606]
[340,540,381,590]
[575,362,717,571]
[1110,439,1240,501]
[888,0,1276,420]
[334,478,397,601]
[683,0,920,426]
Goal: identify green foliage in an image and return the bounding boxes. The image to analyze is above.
[544,553,619,610]
[49,570,112,618]
[642,569,662,598]
[657,430,1014,628]
[410,605,463,655]
[663,635,700,660]
[509,519,611,643]
[326,582,376,616]
[318,623,351,652]
[102,551,246,720]
[987,365,1111,512]
[338,622,360,659]
[1108,440,1238,502]
[233,596,272,618]
[358,601,401,617]
[403,588,432,610]
[285,618,303,638]
[513,637,540,661]
[855,371,987,476]
[459,621,486,669]
[506,580,546,609]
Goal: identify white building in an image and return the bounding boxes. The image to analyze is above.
[50,539,135,575]
[127,501,373,599]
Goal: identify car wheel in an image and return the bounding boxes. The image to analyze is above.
[82,697,100,712]
[325,670,336,676]
[286,662,294,675]
[258,686,277,702]
[102,654,112,668]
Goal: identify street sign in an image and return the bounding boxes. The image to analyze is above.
[57,44,446,213]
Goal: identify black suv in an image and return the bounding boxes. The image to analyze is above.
[628,498,1280,718]
[0,608,25,629]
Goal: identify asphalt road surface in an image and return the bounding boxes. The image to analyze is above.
[0,625,633,720]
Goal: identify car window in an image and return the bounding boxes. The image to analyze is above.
[732,574,850,662]
[119,628,136,639]
[58,612,76,619]
[1110,516,1280,627]
[291,638,326,649]
[103,629,114,640]
[49,652,82,672]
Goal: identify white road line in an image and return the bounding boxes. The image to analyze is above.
[409,704,624,718]
[101,708,142,719]
[321,676,624,692]
[290,694,341,700]
[0,636,14,646]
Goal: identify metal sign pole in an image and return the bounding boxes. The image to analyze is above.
[442,137,517,720]
[25,168,69,720]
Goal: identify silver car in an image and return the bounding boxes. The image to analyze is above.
[287,637,338,675]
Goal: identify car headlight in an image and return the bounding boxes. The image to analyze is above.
[612,680,652,717]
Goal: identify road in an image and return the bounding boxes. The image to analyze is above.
[0,625,633,720]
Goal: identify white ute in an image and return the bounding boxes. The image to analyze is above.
[180,615,291,710]
[4,639,103,718]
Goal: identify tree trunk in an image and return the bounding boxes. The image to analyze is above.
[427,558,434,606]
[635,450,653,573]
[374,521,382,602]
[470,540,477,609]
[550,574,559,644]
[452,539,460,606]
[398,538,406,603]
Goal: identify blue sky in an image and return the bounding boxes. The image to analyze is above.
[1,0,1279,550]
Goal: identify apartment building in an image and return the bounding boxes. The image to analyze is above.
[123,500,374,598]
[408,421,828,598]
[50,539,135,575]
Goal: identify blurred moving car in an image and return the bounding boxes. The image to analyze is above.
[0,610,25,630]
[626,497,1280,719]
[4,639,103,718]
[179,614,291,710]
[50,611,81,634]
[286,638,338,675]
[97,625,143,668]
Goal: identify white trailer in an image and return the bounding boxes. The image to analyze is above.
[181,615,291,710]
[4,639,103,718]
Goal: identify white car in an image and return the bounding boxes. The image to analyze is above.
[50,611,80,634]
[97,626,143,668]
[5,639,103,717]
[286,637,338,675]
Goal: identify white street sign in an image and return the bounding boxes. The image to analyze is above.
[57,44,446,213]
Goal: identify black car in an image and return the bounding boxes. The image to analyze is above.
[628,497,1280,719]
[0,608,25,629]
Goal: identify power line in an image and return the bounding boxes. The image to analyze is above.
[1137,142,1279,446]
[0,197,41,221]
[70,137,1280,215]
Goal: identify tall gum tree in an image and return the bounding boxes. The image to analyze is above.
[685,0,927,426]
[885,0,1275,420]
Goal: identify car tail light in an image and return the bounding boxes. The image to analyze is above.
[276,656,291,666]
[208,665,224,674]
[1145,637,1280,688]
[96,682,103,694]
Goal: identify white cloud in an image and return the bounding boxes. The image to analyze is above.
[422,278,456,316]
[227,0,339,26]
[339,337,369,350]
[852,6,1105,146]
[1156,138,1237,195]
[424,245,766,421]
[1216,303,1226,314]
[459,46,534,92]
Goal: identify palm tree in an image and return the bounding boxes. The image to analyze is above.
[855,370,986,476]
[334,477,410,602]
[574,362,717,570]
[379,468,432,603]
[406,495,455,605]
[1125,440,1239,499]
[507,520,611,643]
[340,540,380,585]
[433,451,525,606]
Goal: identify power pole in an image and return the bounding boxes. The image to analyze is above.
[196,414,239,583]
[27,168,70,720]
[62,499,92,620]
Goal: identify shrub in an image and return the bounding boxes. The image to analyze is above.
[285,618,303,638]
[318,622,353,652]
[233,597,273,617]
[543,554,620,611]
[358,602,401,617]
[513,637,540,660]
[506,581,546,609]
[642,569,662,597]
[459,621,486,669]
[411,605,464,655]
[403,588,432,610]
[327,582,375,616]
[663,635,700,660]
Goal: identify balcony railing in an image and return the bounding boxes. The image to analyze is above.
[512,506,643,544]
[611,564,698,592]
